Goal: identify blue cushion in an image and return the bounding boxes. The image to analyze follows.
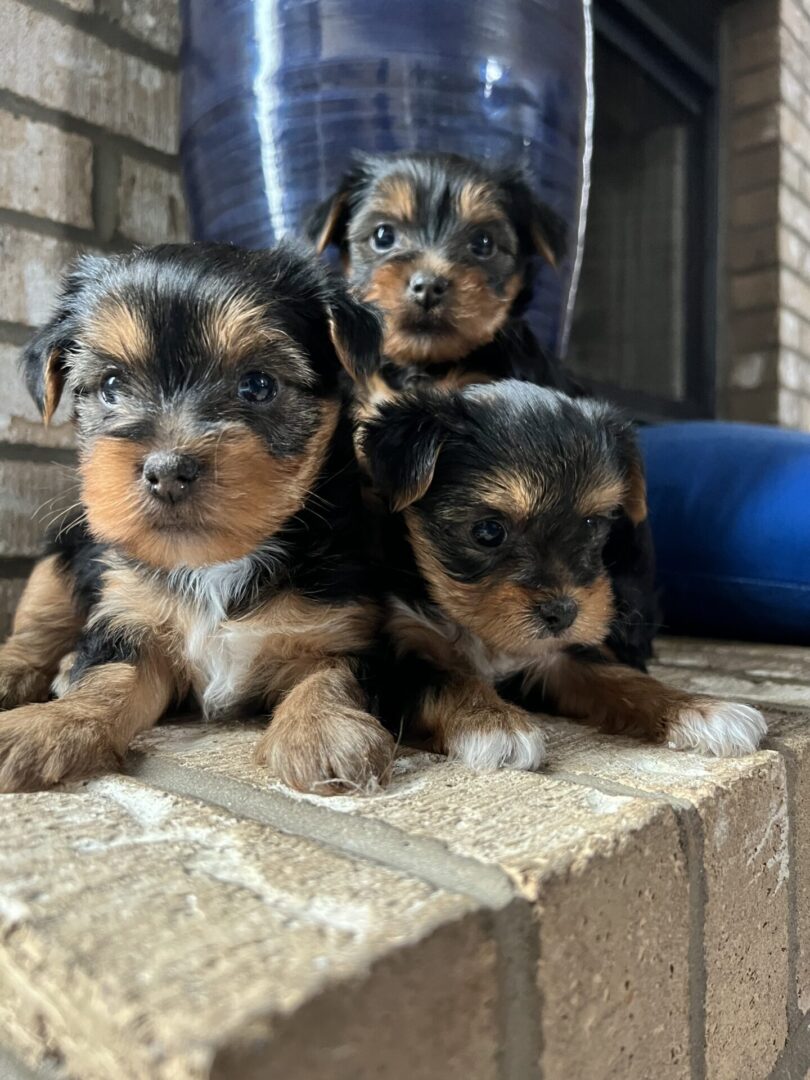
[638,421,810,643]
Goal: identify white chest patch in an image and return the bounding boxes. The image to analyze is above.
[168,546,285,718]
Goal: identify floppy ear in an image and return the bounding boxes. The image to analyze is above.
[21,253,109,425]
[361,393,458,512]
[327,289,383,383]
[498,169,567,269]
[306,160,371,255]
[611,419,648,526]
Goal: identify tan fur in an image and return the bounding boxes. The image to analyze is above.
[255,656,395,795]
[406,514,615,654]
[80,302,151,367]
[475,470,541,520]
[0,652,174,792]
[42,347,65,424]
[530,222,559,269]
[539,652,699,740]
[371,176,417,223]
[418,672,538,755]
[456,180,502,224]
[363,262,521,366]
[0,555,83,709]
[81,403,339,569]
[578,480,625,519]
[623,458,648,525]
[314,191,349,254]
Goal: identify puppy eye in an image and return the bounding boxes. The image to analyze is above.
[471,519,507,547]
[238,371,278,404]
[99,373,123,405]
[469,229,496,259]
[371,224,397,252]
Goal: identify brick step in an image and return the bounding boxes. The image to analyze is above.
[1,637,809,1080]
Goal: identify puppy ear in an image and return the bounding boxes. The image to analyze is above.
[306,160,371,255]
[361,393,459,512]
[610,418,648,526]
[22,253,110,424]
[327,288,383,383]
[498,168,567,268]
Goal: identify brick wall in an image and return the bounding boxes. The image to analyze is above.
[721,0,810,429]
[0,0,186,634]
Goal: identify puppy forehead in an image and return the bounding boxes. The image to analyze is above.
[360,158,507,228]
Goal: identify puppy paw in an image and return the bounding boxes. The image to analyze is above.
[0,704,118,792]
[0,664,53,711]
[666,699,767,757]
[255,707,396,796]
[443,706,547,772]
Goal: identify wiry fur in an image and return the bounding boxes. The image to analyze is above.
[0,242,393,795]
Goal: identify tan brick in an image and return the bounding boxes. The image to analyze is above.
[727,223,778,270]
[734,65,780,110]
[0,460,77,558]
[730,267,779,310]
[732,105,780,150]
[0,112,92,228]
[780,106,810,171]
[0,341,74,448]
[117,156,188,245]
[0,577,25,638]
[781,266,810,314]
[778,386,810,428]
[729,348,778,390]
[779,226,810,278]
[729,308,780,352]
[722,385,779,423]
[0,0,178,154]
[0,225,81,328]
[59,0,93,10]
[727,0,779,37]
[98,0,182,54]
[134,723,693,1078]
[656,638,810,682]
[731,143,781,193]
[780,22,810,86]
[731,27,780,74]
[731,187,779,228]
[649,661,810,711]
[0,778,496,1080]
[779,349,810,394]
[541,725,789,1080]
[781,188,810,245]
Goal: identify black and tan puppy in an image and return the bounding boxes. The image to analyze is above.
[307,149,575,392]
[362,382,766,765]
[0,242,395,794]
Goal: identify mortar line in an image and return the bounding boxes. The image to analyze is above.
[766,737,802,1036]
[127,753,516,910]
[767,1012,810,1080]
[493,901,543,1080]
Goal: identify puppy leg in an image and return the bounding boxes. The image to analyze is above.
[531,651,766,757]
[0,647,174,792]
[255,657,396,795]
[0,554,83,709]
[419,673,547,772]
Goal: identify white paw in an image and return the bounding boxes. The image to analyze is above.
[448,723,547,772]
[667,701,767,757]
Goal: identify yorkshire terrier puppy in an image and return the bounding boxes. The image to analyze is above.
[0,243,395,794]
[308,150,656,671]
[307,150,575,392]
[361,382,766,766]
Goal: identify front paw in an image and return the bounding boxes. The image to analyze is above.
[0,705,118,792]
[255,707,396,796]
[0,663,53,711]
[442,705,547,772]
[666,699,767,757]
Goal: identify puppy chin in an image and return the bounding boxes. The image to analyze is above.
[86,511,264,570]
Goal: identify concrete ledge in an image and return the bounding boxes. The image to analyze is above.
[1,637,809,1079]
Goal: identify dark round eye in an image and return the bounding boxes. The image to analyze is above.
[238,371,277,404]
[371,224,397,252]
[99,373,122,405]
[471,519,507,548]
[469,229,495,259]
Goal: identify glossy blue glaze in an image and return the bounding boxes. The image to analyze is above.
[180,0,592,354]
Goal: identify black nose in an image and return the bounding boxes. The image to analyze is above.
[537,597,579,635]
[408,271,450,310]
[142,452,200,505]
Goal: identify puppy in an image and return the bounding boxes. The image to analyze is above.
[307,150,576,392]
[308,150,656,670]
[0,242,395,794]
[361,382,766,766]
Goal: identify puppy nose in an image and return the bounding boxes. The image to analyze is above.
[142,452,200,504]
[408,271,450,310]
[537,597,579,635]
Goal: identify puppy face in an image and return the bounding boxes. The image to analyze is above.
[363,382,647,656]
[308,152,566,366]
[23,244,381,570]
